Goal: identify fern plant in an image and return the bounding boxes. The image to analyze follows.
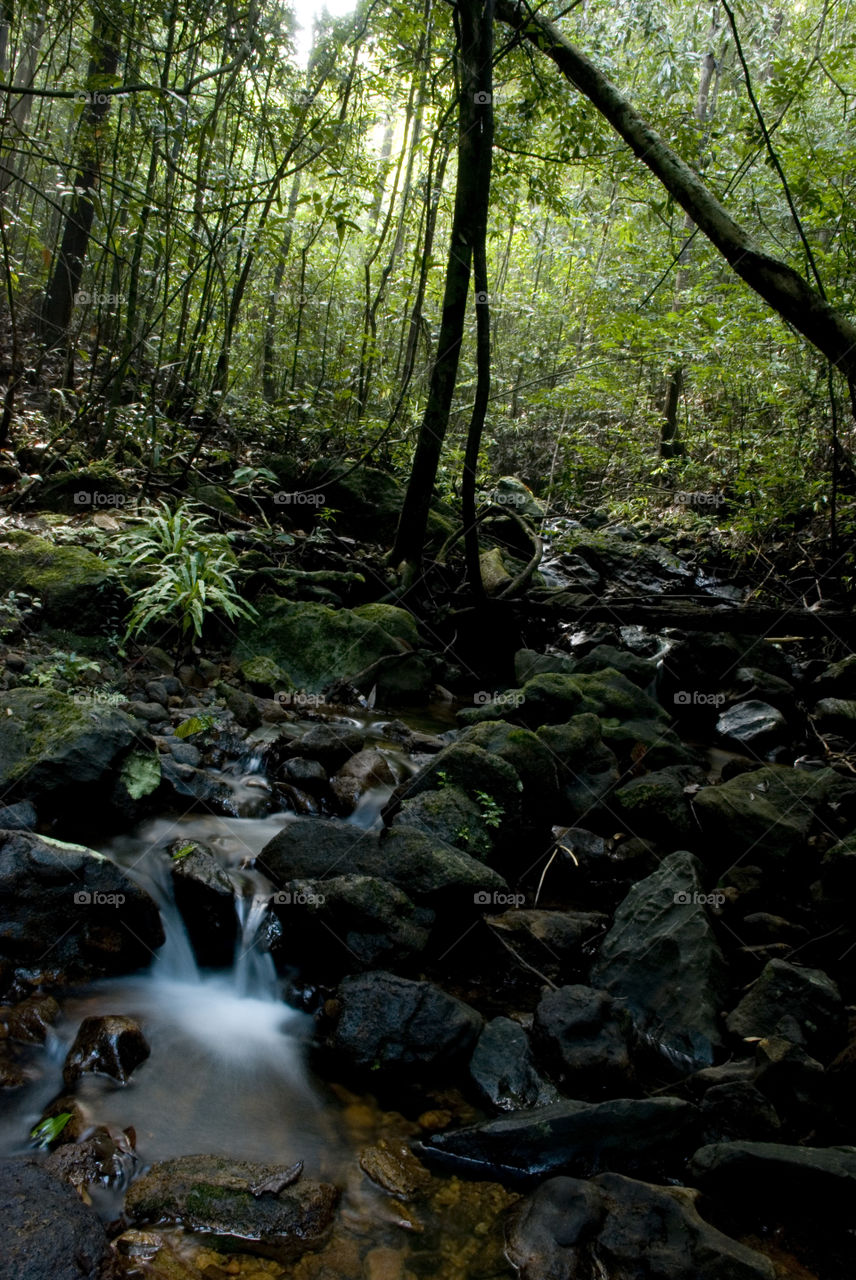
[111,502,256,648]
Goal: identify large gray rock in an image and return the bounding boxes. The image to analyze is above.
[420,1097,697,1180]
[726,960,845,1059]
[506,1172,775,1280]
[0,829,164,977]
[591,850,727,1073]
[325,970,482,1080]
[125,1154,338,1262]
[469,1017,560,1112]
[0,1157,114,1280]
[716,700,788,752]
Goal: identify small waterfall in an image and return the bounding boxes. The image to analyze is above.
[233,891,279,1000]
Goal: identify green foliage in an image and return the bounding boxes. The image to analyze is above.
[110,503,257,647]
[22,650,101,688]
[475,789,505,829]
[30,1113,72,1149]
[174,713,217,738]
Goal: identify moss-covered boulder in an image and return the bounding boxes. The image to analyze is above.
[351,602,421,647]
[0,688,151,820]
[38,466,134,513]
[303,461,455,544]
[236,597,430,700]
[0,531,121,632]
[459,720,560,815]
[538,714,620,822]
[393,786,496,860]
[238,654,291,696]
[189,481,240,516]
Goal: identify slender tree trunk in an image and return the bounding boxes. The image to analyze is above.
[391,0,495,573]
[39,10,120,344]
[495,0,856,390]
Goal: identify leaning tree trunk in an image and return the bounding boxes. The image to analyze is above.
[494,0,856,394]
[39,9,119,344]
[391,0,495,575]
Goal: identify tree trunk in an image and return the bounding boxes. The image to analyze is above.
[39,10,120,344]
[391,0,495,573]
[494,0,856,389]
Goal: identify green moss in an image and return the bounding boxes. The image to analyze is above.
[352,602,421,648]
[0,531,120,632]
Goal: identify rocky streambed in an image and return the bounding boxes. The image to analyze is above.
[1,514,856,1280]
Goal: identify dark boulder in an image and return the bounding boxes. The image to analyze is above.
[591,850,727,1073]
[170,840,237,967]
[506,1171,775,1280]
[690,1140,856,1221]
[63,1014,150,1087]
[469,1017,560,1112]
[726,960,845,1060]
[0,1157,115,1280]
[532,985,633,1099]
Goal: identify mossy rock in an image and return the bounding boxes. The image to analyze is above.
[0,531,122,633]
[601,718,694,770]
[38,467,134,513]
[236,596,425,697]
[519,667,666,729]
[0,687,147,814]
[303,461,455,544]
[394,785,495,859]
[460,720,559,814]
[479,547,513,595]
[238,654,291,696]
[189,482,240,516]
[352,602,421,648]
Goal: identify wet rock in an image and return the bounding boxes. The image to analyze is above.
[216,681,262,730]
[812,653,856,699]
[170,841,238,967]
[0,830,164,977]
[281,756,329,795]
[326,971,482,1081]
[603,718,695,770]
[0,530,121,632]
[393,785,497,859]
[613,766,702,845]
[45,1125,137,1193]
[122,699,170,723]
[513,649,575,685]
[521,668,667,729]
[125,1153,338,1262]
[469,1017,560,1112]
[274,874,432,972]
[358,1139,432,1199]
[330,748,396,815]
[689,1140,856,1222]
[506,1172,775,1280]
[0,1157,115,1279]
[699,1081,781,1144]
[419,1096,697,1180]
[385,742,524,830]
[484,909,608,984]
[0,992,59,1042]
[726,959,845,1059]
[159,756,235,813]
[532,985,633,1099]
[657,632,746,717]
[813,696,856,735]
[0,800,38,831]
[694,765,856,864]
[63,1014,150,1087]
[733,666,795,709]
[591,850,727,1073]
[570,644,656,688]
[292,723,366,771]
[259,817,381,883]
[376,825,508,905]
[0,688,150,817]
[716,700,788,752]
[167,740,201,766]
[537,714,620,821]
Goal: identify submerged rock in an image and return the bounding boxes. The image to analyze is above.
[63,1014,150,1087]
[0,1157,115,1280]
[419,1097,697,1181]
[125,1153,338,1262]
[506,1172,775,1280]
[591,850,727,1073]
